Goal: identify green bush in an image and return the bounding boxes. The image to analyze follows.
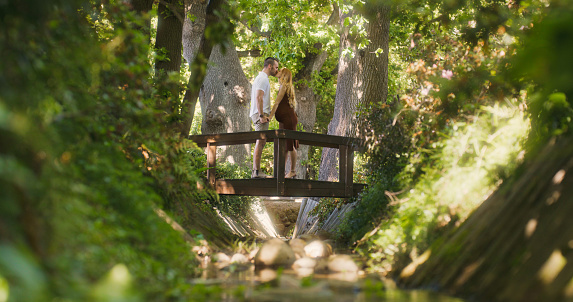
[356,104,529,273]
[0,1,230,300]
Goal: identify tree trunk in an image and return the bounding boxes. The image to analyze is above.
[129,0,154,35]
[361,2,390,109]
[155,0,184,74]
[399,136,573,302]
[182,0,208,64]
[295,1,390,237]
[295,5,363,236]
[154,0,184,136]
[319,6,363,183]
[200,43,252,166]
[180,0,226,136]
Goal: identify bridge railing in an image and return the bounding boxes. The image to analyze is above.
[188,129,365,197]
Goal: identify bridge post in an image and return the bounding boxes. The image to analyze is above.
[339,145,354,197]
[207,143,216,187]
[274,137,286,195]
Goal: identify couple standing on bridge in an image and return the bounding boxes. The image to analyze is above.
[250,57,299,179]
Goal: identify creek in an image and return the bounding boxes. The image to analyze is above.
[190,238,462,302]
[190,246,464,302]
[192,199,463,301]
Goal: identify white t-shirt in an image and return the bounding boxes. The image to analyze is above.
[250,71,271,120]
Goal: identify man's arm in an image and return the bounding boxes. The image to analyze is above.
[256,89,269,123]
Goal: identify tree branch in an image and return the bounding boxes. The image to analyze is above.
[327,2,339,26]
[237,49,262,57]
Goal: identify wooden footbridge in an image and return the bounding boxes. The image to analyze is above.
[188,130,366,198]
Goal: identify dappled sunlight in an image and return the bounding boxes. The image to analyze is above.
[215,208,250,237]
[109,264,131,285]
[565,275,573,298]
[400,250,432,279]
[538,250,566,285]
[435,105,530,214]
[91,264,136,301]
[553,169,566,184]
[545,190,561,206]
[455,258,484,287]
[525,218,538,238]
[0,276,8,302]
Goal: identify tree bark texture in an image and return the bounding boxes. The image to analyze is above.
[182,0,208,65]
[399,136,573,302]
[180,0,227,136]
[155,0,184,73]
[361,3,390,109]
[200,43,251,166]
[320,6,363,183]
[154,0,184,136]
[181,0,209,135]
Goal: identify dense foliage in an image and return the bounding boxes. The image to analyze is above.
[0,1,237,300]
[341,0,573,274]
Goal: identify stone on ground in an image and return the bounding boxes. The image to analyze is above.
[254,238,296,268]
[328,255,359,273]
[289,238,307,259]
[304,240,332,258]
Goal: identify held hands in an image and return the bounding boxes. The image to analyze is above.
[259,114,270,124]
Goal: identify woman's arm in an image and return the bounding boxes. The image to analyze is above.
[269,85,287,119]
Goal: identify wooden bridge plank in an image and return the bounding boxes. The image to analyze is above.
[214,179,366,198]
[189,130,364,150]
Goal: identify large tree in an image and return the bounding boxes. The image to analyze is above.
[182,0,252,165]
[199,44,252,165]
[155,0,184,74]
[181,0,210,136]
[154,0,185,130]
[295,0,391,236]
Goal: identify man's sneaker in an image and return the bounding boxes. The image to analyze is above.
[252,170,271,178]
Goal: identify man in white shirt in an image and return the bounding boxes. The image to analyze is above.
[250,57,279,178]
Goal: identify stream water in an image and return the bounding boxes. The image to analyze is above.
[191,262,464,302]
[203,200,463,301]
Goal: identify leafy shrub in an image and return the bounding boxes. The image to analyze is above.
[356,104,529,273]
[0,1,232,300]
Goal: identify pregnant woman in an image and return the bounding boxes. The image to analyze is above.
[269,67,299,179]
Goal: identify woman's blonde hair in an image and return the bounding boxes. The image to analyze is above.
[278,68,296,109]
